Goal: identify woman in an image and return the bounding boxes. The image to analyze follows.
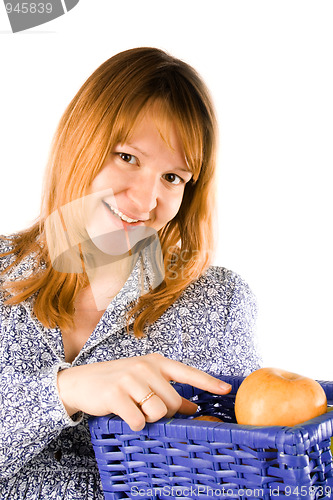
[0,47,261,498]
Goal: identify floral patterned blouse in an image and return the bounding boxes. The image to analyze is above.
[0,236,261,499]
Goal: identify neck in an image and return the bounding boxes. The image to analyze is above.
[84,250,138,312]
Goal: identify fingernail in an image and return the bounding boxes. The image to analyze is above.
[219,382,232,390]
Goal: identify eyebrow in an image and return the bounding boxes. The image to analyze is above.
[123,143,192,174]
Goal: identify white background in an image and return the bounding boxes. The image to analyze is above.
[0,1,332,380]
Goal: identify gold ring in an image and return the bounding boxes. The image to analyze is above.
[138,391,155,407]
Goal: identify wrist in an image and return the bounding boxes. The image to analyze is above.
[57,367,80,417]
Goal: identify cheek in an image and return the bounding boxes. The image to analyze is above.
[161,193,184,221]
[88,162,124,195]
[89,169,111,194]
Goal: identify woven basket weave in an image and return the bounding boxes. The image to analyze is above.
[89,376,333,499]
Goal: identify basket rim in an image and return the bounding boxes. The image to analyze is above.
[89,375,333,450]
[89,407,333,450]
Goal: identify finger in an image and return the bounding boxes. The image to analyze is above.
[141,393,197,420]
[139,393,168,422]
[177,397,198,416]
[113,394,147,432]
[125,379,169,422]
[120,369,196,420]
[158,356,232,394]
[143,376,194,418]
[153,385,198,417]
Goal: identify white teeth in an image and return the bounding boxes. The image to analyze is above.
[107,204,139,223]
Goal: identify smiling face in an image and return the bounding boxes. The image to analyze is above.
[84,106,193,255]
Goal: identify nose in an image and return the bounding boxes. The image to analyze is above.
[126,172,158,216]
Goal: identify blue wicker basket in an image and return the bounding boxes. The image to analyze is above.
[89,375,333,500]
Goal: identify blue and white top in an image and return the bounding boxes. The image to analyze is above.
[0,236,261,499]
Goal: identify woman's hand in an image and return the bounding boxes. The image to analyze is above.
[57,353,231,431]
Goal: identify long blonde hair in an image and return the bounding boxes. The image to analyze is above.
[0,47,218,337]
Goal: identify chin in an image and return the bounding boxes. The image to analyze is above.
[89,225,158,256]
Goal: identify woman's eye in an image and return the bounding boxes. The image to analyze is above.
[118,153,137,165]
[163,173,184,185]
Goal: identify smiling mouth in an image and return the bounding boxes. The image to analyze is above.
[103,201,141,224]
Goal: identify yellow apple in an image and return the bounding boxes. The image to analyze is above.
[235,367,327,426]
